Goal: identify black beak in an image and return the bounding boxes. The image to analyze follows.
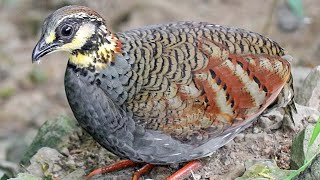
[32,37,59,63]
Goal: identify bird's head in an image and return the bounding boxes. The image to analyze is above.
[32,5,122,69]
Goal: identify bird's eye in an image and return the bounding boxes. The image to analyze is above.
[60,24,74,37]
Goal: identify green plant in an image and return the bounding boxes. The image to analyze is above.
[287,0,305,18]
[0,86,15,99]
[285,117,320,180]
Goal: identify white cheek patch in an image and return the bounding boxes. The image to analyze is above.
[45,31,56,44]
[60,23,96,51]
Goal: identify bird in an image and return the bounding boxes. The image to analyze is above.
[32,5,296,180]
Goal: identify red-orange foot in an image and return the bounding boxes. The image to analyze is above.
[133,164,155,180]
[86,159,137,180]
[86,160,155,180]
[86,159,202,180]
[167,160,202,180]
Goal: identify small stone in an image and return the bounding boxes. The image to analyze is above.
[52,164,62,172]
[60,147,70,156]
[290,104,320,131]
[21,116,78,166]
[259,110,283,130]
[8,173,39,180]
[292,66,313,90]
[63,169,86,180]
[252,126,262,134]
[296,66,320,111]
[75,161,84,167]
[307,114,319,123]
[26,147,64,177]
[233,133,244,143]
[65,159,76,167]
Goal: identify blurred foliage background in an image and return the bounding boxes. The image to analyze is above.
[0,0,319,165]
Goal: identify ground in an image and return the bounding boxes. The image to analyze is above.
[0,0,320,179]
[64,119,296,179]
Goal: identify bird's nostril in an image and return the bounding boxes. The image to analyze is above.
[39,40,46,50]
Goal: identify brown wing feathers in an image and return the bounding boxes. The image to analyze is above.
[120,22,291,142]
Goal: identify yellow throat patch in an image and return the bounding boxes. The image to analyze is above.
[68,34,122,70]
[69,53,107,70]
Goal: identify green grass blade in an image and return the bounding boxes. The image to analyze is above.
[285,152,318,180]
[305,117,320,163]
[286,116,320,179]
[287,0,305,18]
[308,117,320,148]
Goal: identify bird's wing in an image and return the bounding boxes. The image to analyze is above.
[116,22,292,145]
[85,22,295,163]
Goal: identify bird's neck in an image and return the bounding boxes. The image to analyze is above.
[68,26,122,71]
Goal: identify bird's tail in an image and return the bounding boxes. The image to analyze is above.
[267,73,297,123]
[282,73,297,123]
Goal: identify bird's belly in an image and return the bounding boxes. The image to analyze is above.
[64,67,139,159]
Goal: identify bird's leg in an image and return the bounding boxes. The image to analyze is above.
[86,159,136,180]
[166,160,202,180]
[132,164,155,180]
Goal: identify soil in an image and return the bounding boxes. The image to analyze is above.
[0,0,320,179]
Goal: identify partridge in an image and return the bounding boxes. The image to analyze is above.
[32,5,296,180]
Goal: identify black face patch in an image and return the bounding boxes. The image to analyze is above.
[53,17,102,47]
[55,18,82,44]
[78,33,100,53]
